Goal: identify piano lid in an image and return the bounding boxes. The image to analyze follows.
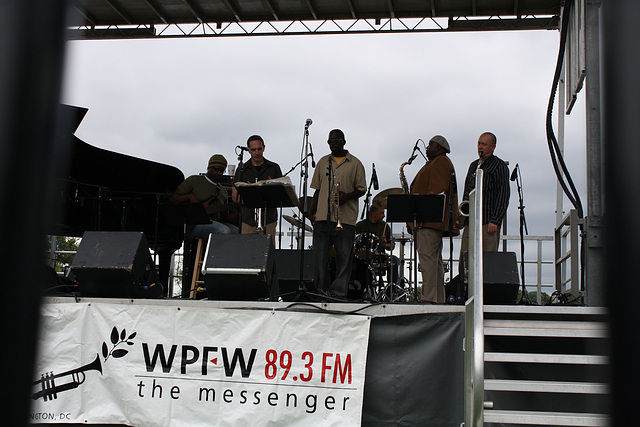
[54,104,185,245]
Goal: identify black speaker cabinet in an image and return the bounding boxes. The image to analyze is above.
[71,231,158,298]
[274,249,315,294]
[203,234,277,300]
[462,251,520,304]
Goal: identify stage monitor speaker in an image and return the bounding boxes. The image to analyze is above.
[274,249,315,294]
[203,234,277,300]
[462,251,520,305]
[71,231,158,298]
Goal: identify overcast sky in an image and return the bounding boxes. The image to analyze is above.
[60,29,588,286]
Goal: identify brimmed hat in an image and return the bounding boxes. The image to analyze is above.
[208,154,227,170]
[430,135,450,153]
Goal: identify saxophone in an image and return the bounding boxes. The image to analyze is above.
[399,161,411,194]
[399,149,418,194]
[400,146,418,233]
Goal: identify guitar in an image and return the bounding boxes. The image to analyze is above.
[204,202,241,215]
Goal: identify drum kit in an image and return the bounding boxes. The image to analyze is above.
[349,232,411,302]
[282,188,418,303]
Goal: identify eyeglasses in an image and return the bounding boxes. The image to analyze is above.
[210,166,226,173]
[328,138,344,143]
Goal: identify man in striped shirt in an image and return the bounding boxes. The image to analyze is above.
[459,132,510,253]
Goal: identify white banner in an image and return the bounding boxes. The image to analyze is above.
[31,302,371,426]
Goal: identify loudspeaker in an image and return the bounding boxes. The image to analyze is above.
[461,251,520,304]
[203,234,277,300]
[274,249,315,294]
[71,231,158,298]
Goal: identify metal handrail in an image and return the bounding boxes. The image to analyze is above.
[554,209,583,299]
[464,170,485,427]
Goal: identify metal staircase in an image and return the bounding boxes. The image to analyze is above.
[481,305,609,426]
[463,173,610,426]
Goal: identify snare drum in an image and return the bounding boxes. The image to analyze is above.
[354,233,380,260]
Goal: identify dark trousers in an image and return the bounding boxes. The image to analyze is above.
[313,221,355,297]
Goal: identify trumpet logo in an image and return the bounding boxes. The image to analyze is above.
[32,326,136,402]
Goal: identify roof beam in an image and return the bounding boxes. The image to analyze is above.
[387,0,396,19]
[220,0,242,22]
[143,0,169,25]
[104,0,133,25]
[71,3,96,27]
[182,0,207,24]
[263,0,279,21]
[345,0,357,19]
[304,0,318,20]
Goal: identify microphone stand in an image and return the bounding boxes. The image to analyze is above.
[446,170,456,283]
[361,176,375,300]
[513,166,531,304]
[298,122,312,298]
[283,153,313,177]
[279,122,330,301]
[269,120,330,302]
[235,149,245,231]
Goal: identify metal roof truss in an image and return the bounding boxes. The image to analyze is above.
[66,0,562,39]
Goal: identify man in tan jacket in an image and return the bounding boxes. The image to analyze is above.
[410,135,459,303]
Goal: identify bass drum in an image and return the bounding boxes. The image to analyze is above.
[328,255,375,300]
[348,256,375,300]
[354,233,380,260]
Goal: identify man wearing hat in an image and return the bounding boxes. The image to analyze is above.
[410,135,459,304]
[170,154,239,237]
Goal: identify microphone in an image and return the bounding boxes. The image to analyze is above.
[510,163,519,182]
[305,118,313,128]
[310,145,316,168]
[236,145,248,161]
[412,139,420,153]
[408,139,420,161]
[372,163,379,190]
[479,150,484,159]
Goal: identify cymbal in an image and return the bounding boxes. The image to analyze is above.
[283,214,313,232]
[393,235,413,243]
[372,188,403,209]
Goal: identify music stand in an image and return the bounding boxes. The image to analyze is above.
[386,194,445,300]
[235,182,305,300]
[235,182,298,210]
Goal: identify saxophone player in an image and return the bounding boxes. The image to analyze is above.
[309,129,366,299]
[410,135,459,304]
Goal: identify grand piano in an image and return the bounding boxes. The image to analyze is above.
[52,104,186,295]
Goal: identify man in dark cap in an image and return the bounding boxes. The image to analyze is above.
[410,135,459,304]
[170,154,239,237]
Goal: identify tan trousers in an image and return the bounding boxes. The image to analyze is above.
[460,223,500,256]
[415,227,445,304]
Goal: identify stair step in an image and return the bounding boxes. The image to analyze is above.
[484,319,607,338]
[485,352,608,365]
[485,379,608,394]
[484,409,607,426]
[483,305,607,316]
